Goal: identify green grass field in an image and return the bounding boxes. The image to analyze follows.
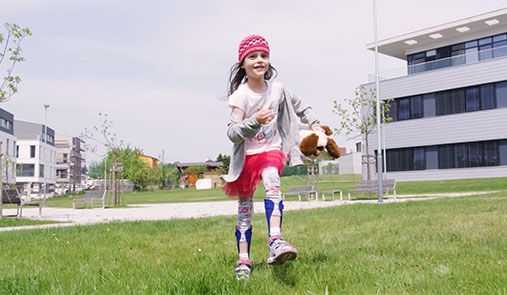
[0,218,56,228]
[44,175,507,208]
[0,194,505,294]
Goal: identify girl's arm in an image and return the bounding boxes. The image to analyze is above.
[226,107,262,144]
[285,88,321,129]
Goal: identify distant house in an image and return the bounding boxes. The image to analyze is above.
[55,134,86,194]
[176,160,223,188]
[0,108,17,185]
[140,154,158,169]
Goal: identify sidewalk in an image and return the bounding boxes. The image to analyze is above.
[0,191,496,232]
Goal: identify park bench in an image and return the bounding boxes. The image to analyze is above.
[283,186,318,201]
[347,179,397,200]
[320,189,344,201]
[2,188,43,217]
[73,188,105,209]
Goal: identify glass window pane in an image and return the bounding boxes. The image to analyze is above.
[465,40,478,48]
[469,142,479,167]
[479,44,493,60]
[436,92,447,116]
[465,47,478,64]
[496,81,507,108]
[453,89,465,114]
[411,96,423,118]
[478,37,492,46]
[485,141,498,166]
[500,140,507,166]
[455,143,468,168]
[423,93,436,117]
[399,98,410,120]
[426,146,438,169]
[414,147,425,170]
[481,84,496,110]
[493,40,507,58]
[466,87,480,112]
[388,99,398,121]
[493,34,507,42]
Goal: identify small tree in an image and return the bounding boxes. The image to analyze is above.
[0,23,32,102]
[332,85,392,180]
[0,23,32,218]
[216,153,230,174]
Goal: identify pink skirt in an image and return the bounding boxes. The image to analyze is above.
[223,150,286,200]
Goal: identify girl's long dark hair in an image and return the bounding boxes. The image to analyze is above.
[228,63,278,96]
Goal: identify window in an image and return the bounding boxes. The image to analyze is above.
[493,33,507,58]
[500,140,507,166]
[30,145,36,158]
[5,139,9,156]
[452,89,465,114]
[465,40,478,64]
[388,100,398,121]
[451,44,465,66]
[481,84,496,110]
[466,87,480,112]
[39,164,44,177]
[455,143,469,168]
[411,96,423,118]
[399,98,410,120]
[422,94,436,117]
[496,81,507,108]
[16,164,35,177]
[478,37,493,61]
[438,145,456,169]
[16,145,19,158]
[414,148,425,170]
[355,142,362,153]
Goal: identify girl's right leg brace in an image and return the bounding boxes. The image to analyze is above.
[236,199,253,259]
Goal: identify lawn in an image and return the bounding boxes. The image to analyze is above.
[44,175,507,208]
[0,194,505,294]
[0,218,56,228]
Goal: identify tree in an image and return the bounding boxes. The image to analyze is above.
[216,153,230,174]
[106,147,159,190]
[0,23,31,218]
[332,85,392,180]
[159,163,180,189]
[0,23,32,102]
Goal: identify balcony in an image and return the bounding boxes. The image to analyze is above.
[368,45,507,82]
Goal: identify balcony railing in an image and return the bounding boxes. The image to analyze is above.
[368,45,507,82]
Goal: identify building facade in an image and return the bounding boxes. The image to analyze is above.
[14,120,57,196]
[0,108,17,185]
[365,9,507,181]
[55,134,86,193]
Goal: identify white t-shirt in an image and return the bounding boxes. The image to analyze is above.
[228,81,284,155]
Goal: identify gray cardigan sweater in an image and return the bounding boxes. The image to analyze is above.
[223,83,320,183]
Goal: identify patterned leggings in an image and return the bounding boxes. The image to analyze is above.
[235,167,283,258]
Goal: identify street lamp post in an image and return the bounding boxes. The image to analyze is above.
[43,104,49,205]
[373,0,384,203]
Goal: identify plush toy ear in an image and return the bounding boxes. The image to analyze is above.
[326,138,341,159]
[320,125,333,136]
[300,133,319,157]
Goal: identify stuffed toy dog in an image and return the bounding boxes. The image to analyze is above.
[299,125,341,159]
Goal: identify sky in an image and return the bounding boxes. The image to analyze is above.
[1,0,506,164]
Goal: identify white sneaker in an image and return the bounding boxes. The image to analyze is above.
[234,259,252,280]
[267,236,297,265]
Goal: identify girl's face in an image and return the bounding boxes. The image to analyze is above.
[242,50,270,81]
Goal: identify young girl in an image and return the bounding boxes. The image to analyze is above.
[223,34,323,279]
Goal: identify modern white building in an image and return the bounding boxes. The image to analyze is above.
[0,108,17,185]
[365,9,507,181]
[14,120,57,196]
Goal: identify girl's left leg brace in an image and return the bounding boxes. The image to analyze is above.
[235,199,253,259]
[262,167,283,237]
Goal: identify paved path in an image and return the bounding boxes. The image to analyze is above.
[0,191,497,232]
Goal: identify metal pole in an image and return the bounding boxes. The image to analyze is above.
[373,0,383,203]
[43,104,49,205]
[382,123,387,180]
[103,155,107,209]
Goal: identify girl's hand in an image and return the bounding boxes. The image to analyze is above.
[255,108,276,124]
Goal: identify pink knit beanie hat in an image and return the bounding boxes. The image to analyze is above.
[238,35,270,63]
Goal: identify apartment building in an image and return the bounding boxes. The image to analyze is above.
[0,108,17,184]
[14,120,57,196]
[365,9,507,181]
[55,134,86,193]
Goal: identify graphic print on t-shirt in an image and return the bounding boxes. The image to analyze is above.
[255,123,277,144]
